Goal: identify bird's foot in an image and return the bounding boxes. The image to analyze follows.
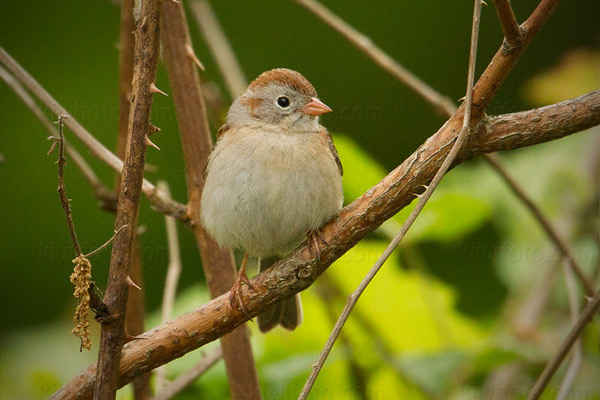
[229,254,255,320]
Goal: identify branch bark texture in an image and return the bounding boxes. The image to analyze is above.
[160,2,261,399]
[93,1,163,398]
[116,1,151,398]
[50,89,600,400]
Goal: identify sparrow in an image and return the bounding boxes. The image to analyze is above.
[200,68,343,332]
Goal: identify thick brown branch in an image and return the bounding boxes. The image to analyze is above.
[50,90,600,400]
[160,2,261,399]
[93,1,163,398]
[492,0,522,48]
[0,48,187,222]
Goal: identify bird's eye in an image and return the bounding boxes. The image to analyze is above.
[276,96,290,108]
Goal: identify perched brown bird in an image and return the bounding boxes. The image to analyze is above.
[201,69,343,332]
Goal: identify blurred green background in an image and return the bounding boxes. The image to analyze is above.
[0,0,599,399]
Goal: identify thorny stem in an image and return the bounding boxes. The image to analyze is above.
[116,1,151,398]
[93,0,163,398]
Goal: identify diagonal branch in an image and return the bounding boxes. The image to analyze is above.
[294,0,456,117]
[299,0,482,395]
[485,155,594,295]
[0,48,188,222]
[50,89,600,400]
[492,0,522,48]
[159,2,262,399]
[93,1,163,398]
[527,289,600,400]
[295,0,595,294]
[153,347,223,400]
[189,0,247,98]
[0,65,117,211]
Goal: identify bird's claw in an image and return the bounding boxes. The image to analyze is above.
[229,267,255,320]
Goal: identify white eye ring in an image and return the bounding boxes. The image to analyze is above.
[276,96,291,108]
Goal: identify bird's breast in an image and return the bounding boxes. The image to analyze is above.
[200,128,343,258]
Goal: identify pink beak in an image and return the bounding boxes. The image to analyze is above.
[302,97,332,116]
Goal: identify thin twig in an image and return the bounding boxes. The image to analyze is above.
[0,48,188,222]
[84,225,129,259]
[189,0,247,98]
[53,116,92,351]
[158,182,182,324]
[93,1,163,398]
[316,277,436,398]
[53,115,82,255]
[492,0,522,48]
[512,258,560,338]
[0,65,117,211]
[160,2,262,399]
[294,0,593,296]
[486,154,595,296]
[527,289,600,400]
[555,260,583,400]
[317,287,369,399]
[153,347,223,400]
[155,181,182,390]
[294,0,456,117]
[116,2,151,398]
[298,1,483,396]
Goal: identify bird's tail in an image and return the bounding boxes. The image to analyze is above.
[257,256,303,333]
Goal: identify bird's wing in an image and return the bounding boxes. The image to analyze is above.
[320,127,343,176]
[202,124,231,181]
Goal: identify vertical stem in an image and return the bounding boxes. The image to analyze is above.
[527,289,600,400]
[189,0,247,98]
[93,1,163,398]
[159,2,261,399]
[155,181,183,390]
[116,1,151,398]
